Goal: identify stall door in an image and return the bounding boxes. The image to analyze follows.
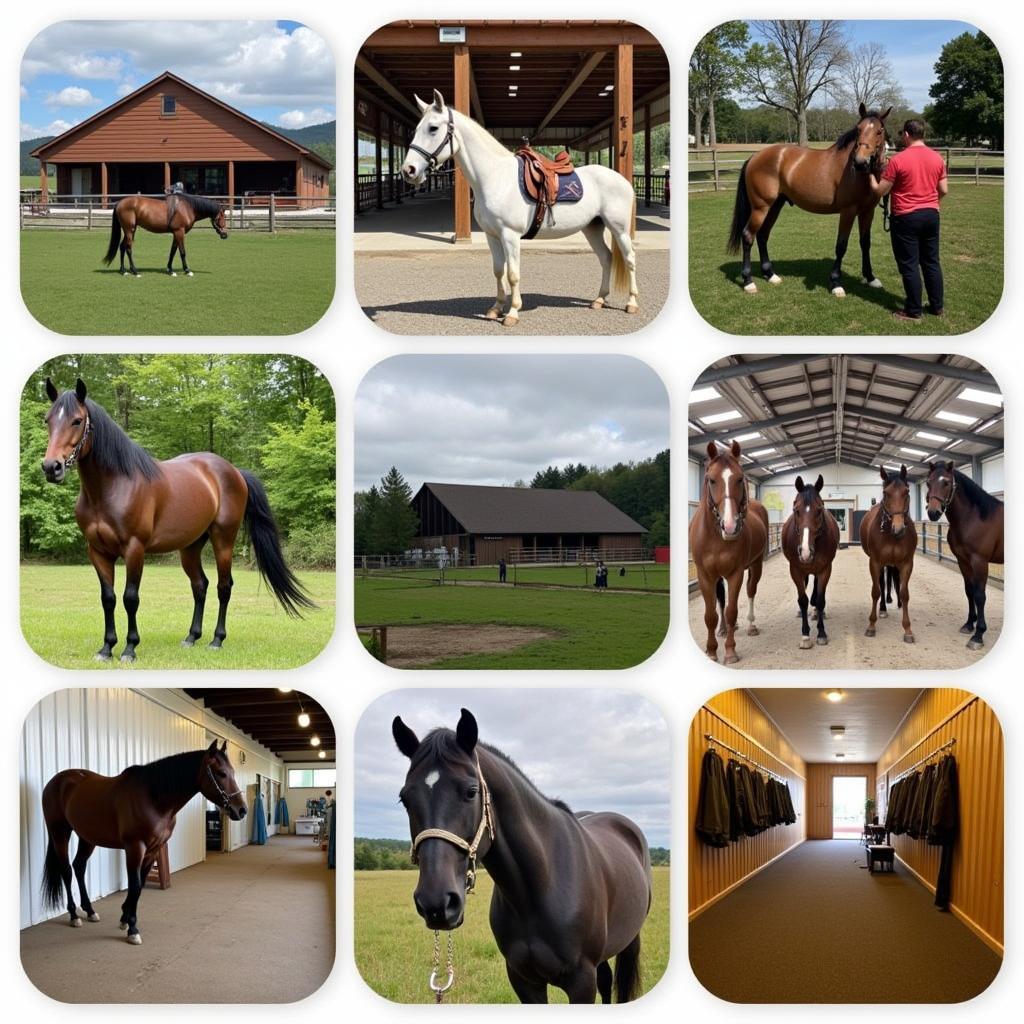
[70,167,92,198]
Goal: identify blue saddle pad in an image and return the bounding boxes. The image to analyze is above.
[516,157,584,205]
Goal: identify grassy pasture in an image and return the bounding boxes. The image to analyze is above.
[688,182,1002,335]
[20,229,335,335]
[354,865,670,1004]
[20,562,335,670]
[353,576,669,670]
[363,562,670,592]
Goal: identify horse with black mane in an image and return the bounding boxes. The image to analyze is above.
[103,192,228,277]
[41,377,314,662]
[925,461,1004,649]
[728,103,891,296]
[41,740,247,945]
[392,708,652,1003]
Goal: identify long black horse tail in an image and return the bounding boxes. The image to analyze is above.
[726,158,752,254]
[102,208,121,266]
[41,837,66,912]
[240,469,316,617]
[614,934,643,1003]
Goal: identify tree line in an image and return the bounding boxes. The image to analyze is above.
[20,354,336,567]
[691,21,1003,149]
[354,451,670,558]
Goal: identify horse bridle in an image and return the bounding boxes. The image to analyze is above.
[407,107,456,171]
[879,490,910,532]
[410,753,495,894]
[205,762,242,810]
[706,471,748,533]
[63,413,92,469]
[928,470,957,517]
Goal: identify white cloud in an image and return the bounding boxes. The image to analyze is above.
[20,119,77,140]
[44,86,99,108]
[277,107,334,129]
[20,84,28,99]
[115,80,137,98]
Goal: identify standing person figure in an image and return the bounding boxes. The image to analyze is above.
[498,558,507,583]
[868,119,948,322]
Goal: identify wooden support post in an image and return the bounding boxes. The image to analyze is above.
[375,109,384,210]
[296,158,303,203]
[453,45,472,242]
[974,151,980,184]
[227,160,234,223]
[269,193,276,233]
[164,161,171,192]
[613,43,635,236]
[643,102,652,208]
[100,161,108,209]
[40,161,48,204]
[712,148,720,191]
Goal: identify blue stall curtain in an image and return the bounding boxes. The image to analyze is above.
[327,801,336,870]
[276,797,290,828]
[251,791,268,845]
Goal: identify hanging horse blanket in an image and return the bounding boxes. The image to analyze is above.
[928,754,959,909]
[695,749,730,848]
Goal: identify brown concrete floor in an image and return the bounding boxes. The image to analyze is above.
[21,835,335,1003]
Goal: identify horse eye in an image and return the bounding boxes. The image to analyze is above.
[429,125,439,133]
[466,786,479,800]
[72,418,82,426]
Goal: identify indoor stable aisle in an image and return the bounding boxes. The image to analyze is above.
[21,835,334,1003]
[689,838,1000,1003]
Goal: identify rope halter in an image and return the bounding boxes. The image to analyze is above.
[63,413,92,469]
[410,753,495,894]
[407,106,456,172]
[205,763,243,810]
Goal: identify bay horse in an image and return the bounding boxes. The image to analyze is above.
[925,461,1004,649]
[728,103,892,296]
[860,465,917,642]
[401,90,638,327]
[392,708,651,1004]
[41,740,247,944]
[781,474,840,648]
[688,440,769,663]
[41,377,314,662]
[102,193,228,277]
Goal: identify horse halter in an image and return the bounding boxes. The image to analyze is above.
[205,763,242,810]
[879,491,910,532]
[408,107,456,171]
[706,470,748,532]
[410,753,495,894]
[63,413,92,469]
[929,471,957,516]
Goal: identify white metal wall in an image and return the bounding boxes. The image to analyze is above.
[20,689,284,928]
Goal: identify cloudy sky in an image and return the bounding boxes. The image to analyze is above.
[355,356,670,492]
[355,689,671,847]
[20,20,335,140]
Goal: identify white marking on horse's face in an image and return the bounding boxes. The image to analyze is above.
[800,526,811,562]
[425,770,440,789]
[938,476,948,483]
[57,407,65,422]
[721,468,737,535]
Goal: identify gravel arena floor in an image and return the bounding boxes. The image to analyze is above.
[355,249,669,335]
[688,548,1003,670]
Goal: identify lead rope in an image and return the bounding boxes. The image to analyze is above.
[429,929,455,1003]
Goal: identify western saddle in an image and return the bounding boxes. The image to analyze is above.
[516,145,576,238]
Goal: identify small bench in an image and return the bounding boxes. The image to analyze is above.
[867,844,895,873]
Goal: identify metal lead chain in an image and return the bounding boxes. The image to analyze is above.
[429,929,455,1003]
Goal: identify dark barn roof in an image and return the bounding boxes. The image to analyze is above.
[417,482,647,534]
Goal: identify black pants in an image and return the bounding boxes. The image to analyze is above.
[889,207,944,317]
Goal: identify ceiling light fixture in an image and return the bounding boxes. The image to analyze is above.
[690,386,719,403]
[958,387,1003,407]
[825,689,845,703]
[510,51,522,57]
[310,735,321,748]
[298,711,311,728]
[700,410,742,425]
[831,726,845,739]
[318,750,327,760]
[509,64,520,71]
[277,687,293,693]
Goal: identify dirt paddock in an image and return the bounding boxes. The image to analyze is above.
[688,547,1003,670]
[384,624,558,668]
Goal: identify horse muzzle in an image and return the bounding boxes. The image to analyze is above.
[41,459,65,484]
[927,508,942,522]
[414,890,464,931]
[217,230,228,240]
[225,803,247,821]
[402,164,426,186]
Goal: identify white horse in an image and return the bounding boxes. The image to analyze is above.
[401,89,639,327]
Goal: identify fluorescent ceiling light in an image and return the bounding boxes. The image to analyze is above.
[959,387,1003,406]
[509,65,521,71]
[700,410,742,425]
[605,84,614,90]
[731,432,762,442]
[936,410,978,425]
[508,84,518,90]
[825,689,845,703]
[944,440,962,450]
[915,431,949,443]
[690,386,719,404]
[977,418,999,432]
[769,462,792,470]
[899,447,928,457]
[883,464,900,470]
[510,51,522,57]
[750,447,777,457]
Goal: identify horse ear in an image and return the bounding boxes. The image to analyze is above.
[45,377,58,402]
[880,106,893,122]
[859,102,867,119]
[815,474,825,493]
[413,93,428,114]
[75,378,87,402]
[794,476,805,492]
[455,708,478,756]
[432,89,446,112]
[220,739,228,753]
[730,439,741,459]
[946,460,955,473]
[900,464,908,480]
[706,441,718,460]
[879,465,888,482]
[207,739,219,754]
[392,716,420,759]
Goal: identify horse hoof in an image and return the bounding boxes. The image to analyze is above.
[70,918,82,928]
[903,634,915,644]
[127,933,142,945]
[208,641,223,651]
[967,640,984,651]
[865,628,876,637]
[120,652,136,663]
[799,637,812,650]
[94,651,112,662]
[590,298,605,310]
[817,636,829,646]
[743,282,758,294]
[502,315,519,327]
[867,277,883,288]
[959,624,974,635]
[768,274,782,285]
[747,626,759,637]
[119,922,128,931]
[87,912,100,922]
[831,287,846,298]
[625,303,639,314]
[706,652,718,662]
[724,654,739,665]
[120,270,127,276]
[879,609,887,618]
[484,308,500,320]
[181,637,196,647]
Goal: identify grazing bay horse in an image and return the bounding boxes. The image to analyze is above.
[688,440,769,664]
[41,377,313,662]
[41,740,247,944]
[401,90,639,326]
[925,461,1004,649]
[728,103,892,296]
[781,474,840,648]
[103,193,228,277]
[392,708,651,1004]
[861,465,917,642]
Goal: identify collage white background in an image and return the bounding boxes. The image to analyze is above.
[1,1,1020,1019]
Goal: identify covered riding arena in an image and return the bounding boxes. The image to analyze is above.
[353,21,670,334]
[20,688,335,1003]
[688,354,1004,669]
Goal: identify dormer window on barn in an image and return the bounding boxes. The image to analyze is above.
[161,94,176,116]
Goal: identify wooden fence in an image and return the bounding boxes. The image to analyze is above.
[914,520,1004,585]
[354,168,454,214]
[687,521,783,592]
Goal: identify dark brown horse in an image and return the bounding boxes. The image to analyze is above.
[688,440,769,664]
[925,461,1004,649]
[728,103,892,295]
[102,193,228,277]
[41,740,247,944]
[42,377,313,662]
[861,465,917,642]
[781,474,840,648]
[392,708,651,1003]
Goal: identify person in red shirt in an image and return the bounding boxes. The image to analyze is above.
[869,119,949,321]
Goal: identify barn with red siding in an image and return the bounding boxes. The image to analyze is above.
[30,71,332,205]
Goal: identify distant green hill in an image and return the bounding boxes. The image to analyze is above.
[21,137,54,175]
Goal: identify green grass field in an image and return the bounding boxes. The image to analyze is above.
[354,865,670,1004]
[20,229,335,335]
[688,183,1003,335]
[354,577,669,669]
[21,562,335,670]
[364,563,670,592]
